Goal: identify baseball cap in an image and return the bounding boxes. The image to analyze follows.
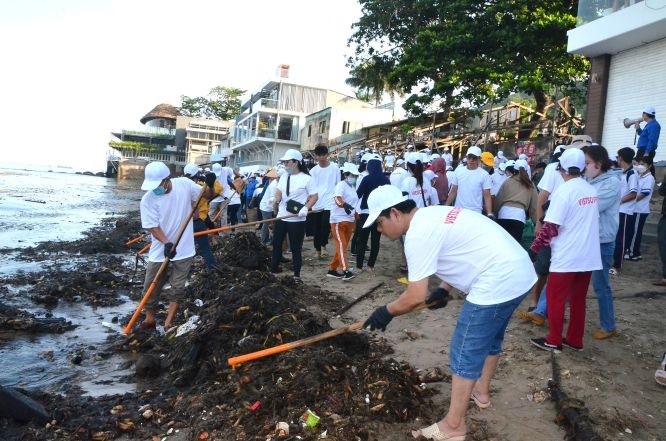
[446,165,453,171]
[430,153,441,160]
[279,149,303,162]
[499,162,508,172]
[569,135,593,148]
[141,162,170,190]
[553,145,566,155]
[363,185,407,228]
[515,159,529,170]
[504,160,516,169]
[212,163,224,178]
[467,146,482,158]
[341,162,360,175]
[361,153,373,162]
[183,163,199,177]
[443,147,450,151]
[497,150,504,158]
[643,105,656,116]
[480,151,495,167]
[518,153,528,160]
[396,158,405,166]
[406,152,422,165]
[559,148,585,171]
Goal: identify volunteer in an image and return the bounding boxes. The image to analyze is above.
[401,152,434,208]
[490,161,509,197]
[327,162,359,281]
[208,163,229,233]
[446,146,493,216]
[611,147,638,274]
[309,144,340,259]
[442,147,453,167]
[138,162,209,330]
[430,157,449,205]
[389,158,408,189]
[258,168,280,245]
[363,185,536,441]
[270,149,318,284]
[183,164,219,270]
[628,156,655,261]
[384,150,396,172]
[529,148,602,352]
[493,159,537,242]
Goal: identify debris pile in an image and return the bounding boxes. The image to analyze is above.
[213,231,271,271]
[0,302,75,333]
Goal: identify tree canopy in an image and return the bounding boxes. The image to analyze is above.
[347,0,589,117]
[179,86,245,120]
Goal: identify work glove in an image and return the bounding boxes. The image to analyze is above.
[204,172,216,189]
[486,213,496,221]
[164,242,177,259]
[426,287,450,310]
[528,248,537,262]
[343,203,354,215]
[298,206,309,218]
[364,305,393,331]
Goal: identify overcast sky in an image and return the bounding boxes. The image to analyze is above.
[0,0,364,171]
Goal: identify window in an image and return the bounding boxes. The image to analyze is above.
[307,125,312,137]
[342,121,350,134]
[277,115,299,141]
[318,120,326,133]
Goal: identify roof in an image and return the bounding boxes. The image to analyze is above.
[140,103,179,124]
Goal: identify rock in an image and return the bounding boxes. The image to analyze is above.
[135,354,162,378]
[0,385,50,425]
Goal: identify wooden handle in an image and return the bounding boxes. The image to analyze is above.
[126,234,146,246]
[194,210,322,236]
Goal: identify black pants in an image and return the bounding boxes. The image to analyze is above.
[228,204,240,226]
[630,212,649,257]
[310,210,330,251]
[271,220,305,277]
[658,216,666,278]
[613,212,636,268]
[497,218,524,243]
[356,213,381,269]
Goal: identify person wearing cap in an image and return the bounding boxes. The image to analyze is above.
[362,185,536,441]
[138,161,211,330]
[271,149,318,283]
[528,148,602,352]
[227,171,244,226]
[258,168,281,245]
[384,150,396,172]
[183,163,219,270]
[328,162,360,280]
[517,153,532,177]
[208,163,229,236]
[493,159,537,242]
[494,150,507,168]
[389,158,408,189]
[350,152,373,257]
[611,147,638,274]
[635,106,660,168]
[309,144,340,259]
[490,161,509,197]
[445,146,493,216]
[402,152,434,208]
[442,147,453,167]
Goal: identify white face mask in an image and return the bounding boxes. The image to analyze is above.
[636,165,647,174]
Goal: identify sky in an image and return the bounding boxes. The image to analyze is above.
[0,0,364,171]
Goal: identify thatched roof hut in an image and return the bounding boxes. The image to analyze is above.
[140,103,179,124]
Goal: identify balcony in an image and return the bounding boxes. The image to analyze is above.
[111,126,176,145]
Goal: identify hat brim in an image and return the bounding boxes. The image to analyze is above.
[481,159,494,167]
[363,195,407,228]
[141,178,162,191]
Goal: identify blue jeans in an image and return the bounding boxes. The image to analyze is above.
[592,242,616,332]
[193,219,216,269]
[534,286,548,317]
[450,293,528,380]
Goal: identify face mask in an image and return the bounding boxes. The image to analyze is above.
[636,165,647,174]
[584,163,601,179]
[152,186,166,196]
[287,164,299,175]
[346,177,357,186]
[632,165,639,172]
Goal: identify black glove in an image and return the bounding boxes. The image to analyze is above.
[486,213,496,221]
[528,248,537,262]
[343,203,354,215]
[164,242,176,259]
[204,217,215,229]
[426,287,450,310]
[364,305,393,331]
[204,172,216,189]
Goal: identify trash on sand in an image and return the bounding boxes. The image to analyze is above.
[194,299,204,307]
[275,422,289,436]
[175,315,200,337]
[301,409,320,428]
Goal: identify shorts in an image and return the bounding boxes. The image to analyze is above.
[534,246,551,276]
[450,293,528,380]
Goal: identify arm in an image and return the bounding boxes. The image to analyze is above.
[621,192,637,203]
[483,188,492,215]
[148,227,170,245]
[386,278,429,316]
[445,185,458,206]
[530,221,559,253]
[535,189,550,235]
[647,124,661,153]
[528,188,538,224]
[272,188,282,213]
[305,193,318,210]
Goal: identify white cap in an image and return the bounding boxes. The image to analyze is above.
[504,160,516,169]
[212,163,223,177]
[643,105,656,116]
[387,150,392,154]
[341,162,360,175]
[515,159,529,170]
[424,170,436,181]
[430,153,441,160]
[407,144,414,149]
[184,163,199,177]
[554,145,566,154]
[406,152,422,165]
[467,146,482,157]
[499,162,508,171]
[446,165,453,171]
[396,158,405,166]
[363,185,407,228]
[498,151,504,158]
[141,162,170,190]
[559,148,585,171]
[370,153,383,162]
[569,135,593,148]
[361,153,373,162]
[443,147,450,151]
[518,153,528,160]
[279,149,303,162]
[204,167,211,172]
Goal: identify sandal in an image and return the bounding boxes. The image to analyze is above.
[656,369,666,387]
[517,310,545,326]
[470,391,491,409]
[411,423,465,440]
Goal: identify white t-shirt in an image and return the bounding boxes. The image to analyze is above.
[537,162,563,198]
[635,173,655,214]
[384,155,396,167]
[401,176,434,208]
[442,153,453,165]
[390,168,408,189]
[330,180,358,223]
[259,179,278,213]
[405,206,537,305]
[450,167,492,212]
[545,177,602,272]
[446,170,455,191]
[619,168,639,215]
[490,172,508,196]
[310,163,340,211]
[140,177,201,263]
[276,172,317,222]
[211,168,228,203]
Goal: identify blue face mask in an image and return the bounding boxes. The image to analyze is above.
[152,186,166,196]
[347,177,357,186]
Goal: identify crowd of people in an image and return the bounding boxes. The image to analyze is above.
[135,106,663,440]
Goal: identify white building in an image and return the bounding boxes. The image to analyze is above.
[568,0,666,160]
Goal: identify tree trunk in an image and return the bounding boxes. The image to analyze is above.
[520,90,551,139]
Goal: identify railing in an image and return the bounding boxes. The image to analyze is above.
[118,148,186,165]
[577,0,643,26]
[119,126,176,137]
[260,98,278,109]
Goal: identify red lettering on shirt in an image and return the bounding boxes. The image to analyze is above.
[444,207,462,224]
[578,196,598,206]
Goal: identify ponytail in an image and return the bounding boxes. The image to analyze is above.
[517,167,532,189]
[407,161,424,187]
[296,160,310,175]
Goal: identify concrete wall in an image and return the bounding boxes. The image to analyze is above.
[117,159,179,182]
[584,55,611,143]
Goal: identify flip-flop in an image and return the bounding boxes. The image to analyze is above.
[656,369,666,387]
[470,391,491,409]
[411,423,465,440]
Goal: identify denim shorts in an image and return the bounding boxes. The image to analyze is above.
[450,292,528,380]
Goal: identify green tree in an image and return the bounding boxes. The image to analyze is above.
[346,56,402,107]
[179,86,245,120]
[348,0,589,121]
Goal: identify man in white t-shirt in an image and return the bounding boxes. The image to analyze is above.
[445,146,493,216]
[442,147,453,167]
[612,147,639,271]
[529,148,602,352]
[362,185,536,441]
[384,150,396,172]
[389,158,408,189]
[138,161,209,331]
[309,144,340,258]
[629,157,655,260]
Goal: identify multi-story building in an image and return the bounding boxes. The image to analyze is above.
[568,0,666,160]
[176,117,231,165]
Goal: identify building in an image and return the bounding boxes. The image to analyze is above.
[176,116,231,165]
[568,0,666,160]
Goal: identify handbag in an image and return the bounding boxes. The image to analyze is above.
[286,199,304,214]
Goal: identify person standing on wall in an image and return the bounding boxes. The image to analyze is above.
[635,106,660,176]
[309,144,340,259]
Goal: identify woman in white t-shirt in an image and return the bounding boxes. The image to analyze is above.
[493,159,537,242]
[401,152,433,208]
[258,168,281,245]
[629,156,655,260]
[270,149,318,283]
[328,163,359,281]
[529,148,602,353]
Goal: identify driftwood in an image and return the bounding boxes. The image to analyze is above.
[548,353,603,441]
[336,282,384,316]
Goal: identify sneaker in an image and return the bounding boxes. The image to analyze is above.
[629,255,641,261]
[562,338,583,351]
[342,271,355,281]
[592,329,618,340]
[292,276,303,285]
[530,337,562,353]
[350,250,357,257]
[624,253,631,260]
[609,268,619,276]
[327,270,344,279]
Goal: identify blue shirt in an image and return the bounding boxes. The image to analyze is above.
[637,119,661,153]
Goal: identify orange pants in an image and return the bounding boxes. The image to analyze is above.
[329,221,354,272]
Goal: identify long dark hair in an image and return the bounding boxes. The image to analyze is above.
[294,160,310,175]
[407,160,424,186]
[585,145,612,172]
[517,167,533,189]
